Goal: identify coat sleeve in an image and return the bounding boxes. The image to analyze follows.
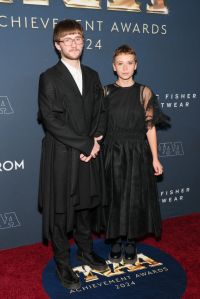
[38,73,94,156]
[92,74,107,138]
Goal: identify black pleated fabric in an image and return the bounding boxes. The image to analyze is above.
[103,83,164,240]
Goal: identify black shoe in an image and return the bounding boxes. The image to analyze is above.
[77,251,108,272]
[56,263,81,290]
[109,243,123,263]
[123,243,137,264]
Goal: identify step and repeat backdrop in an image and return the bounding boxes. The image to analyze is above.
[0,0,199,249]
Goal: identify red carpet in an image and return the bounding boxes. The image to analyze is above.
[0,213,199,299]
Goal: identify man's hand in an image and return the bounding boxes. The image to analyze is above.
[91,135,103,158]
[80,135,103,162]
[80,153,91,162]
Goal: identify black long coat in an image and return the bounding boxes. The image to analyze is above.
[38,61,107,240]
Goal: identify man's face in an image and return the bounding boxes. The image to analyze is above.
[55,32,84,61]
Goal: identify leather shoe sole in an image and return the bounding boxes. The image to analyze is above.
[109,254,123,263]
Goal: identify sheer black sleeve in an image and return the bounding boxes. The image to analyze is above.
[140,85,170,129]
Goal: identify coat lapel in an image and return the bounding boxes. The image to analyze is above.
[55,61,90,134]
[55,61,90,98]
[81,65,90,98]
[53,61,100,135]
[56,61,82,98]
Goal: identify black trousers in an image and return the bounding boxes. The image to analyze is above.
[51,209,93,266]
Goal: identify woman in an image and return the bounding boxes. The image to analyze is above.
[103,44,169,264]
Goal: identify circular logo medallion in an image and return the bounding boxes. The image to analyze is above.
[42,240,186,298]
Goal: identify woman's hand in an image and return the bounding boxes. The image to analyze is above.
[80,135,103,162]
[153,159,163,176]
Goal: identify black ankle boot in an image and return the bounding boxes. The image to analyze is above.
[124,242,137,264]
[77,250,108,272]
[109,242,123,263]
[56,263,81,290]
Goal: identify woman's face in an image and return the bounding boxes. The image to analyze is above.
[113,53,137,81]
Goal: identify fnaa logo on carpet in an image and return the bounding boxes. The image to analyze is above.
[42,240,186,299]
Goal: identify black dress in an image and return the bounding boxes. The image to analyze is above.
[103,82,167,240]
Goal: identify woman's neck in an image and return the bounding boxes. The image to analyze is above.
[116,78,135,87]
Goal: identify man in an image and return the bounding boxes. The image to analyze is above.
[38,19,107,290]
